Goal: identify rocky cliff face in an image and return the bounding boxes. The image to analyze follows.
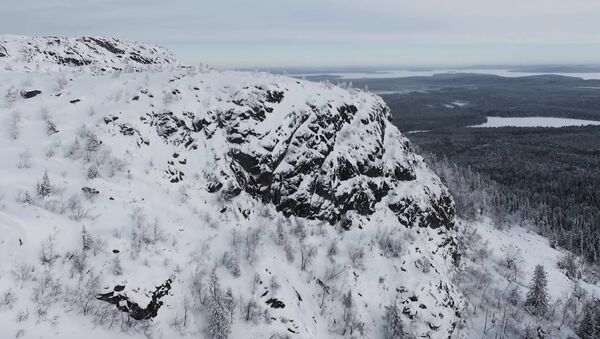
[0,36,462,339]
[137,77,455,230]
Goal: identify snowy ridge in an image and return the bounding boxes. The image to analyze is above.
[0,35,177,71]
[0,37,462,339]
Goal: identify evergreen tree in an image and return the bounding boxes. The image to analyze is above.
[578,299,600,338]
[81,226,92,251]
[524,264,549,316]
[36,170,52,197]
[208,269,231,339]
[383,303,404,339]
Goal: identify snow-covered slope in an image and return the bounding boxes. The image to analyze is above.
[0,35,177,71]
[453,218,600,338]
[0,36,461,339]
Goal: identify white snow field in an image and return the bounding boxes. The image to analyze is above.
[470,116,600,128]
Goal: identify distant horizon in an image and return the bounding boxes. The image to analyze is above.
[3,32,600,71]
[3,0,600,69]
[242,64,600,72]
[171,43,600,69]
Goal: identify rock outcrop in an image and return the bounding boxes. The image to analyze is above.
[133,82,456,230]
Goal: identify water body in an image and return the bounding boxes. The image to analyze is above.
[470,116,600,128]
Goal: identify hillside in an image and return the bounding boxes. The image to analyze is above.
[0,36,461,338]
[3,35,599,339]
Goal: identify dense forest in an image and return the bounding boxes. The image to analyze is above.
[319,73,600,131]
[411,126,600,264]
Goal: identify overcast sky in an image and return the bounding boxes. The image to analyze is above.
[2,0,600,68]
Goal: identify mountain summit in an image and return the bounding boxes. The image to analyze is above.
[0,35,177,70]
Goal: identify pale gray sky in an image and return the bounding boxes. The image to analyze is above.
[2,0,600,68]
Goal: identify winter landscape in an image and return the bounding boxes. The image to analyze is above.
[2,2,600,339]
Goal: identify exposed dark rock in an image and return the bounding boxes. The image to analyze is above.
[85,37,125,55]
[425,196,456,229]
[96,278,172,320]
[104,116,119,124]
[388,194,455,229]
[119,123,136,136]
[129,52,152,64]
[166,166,184,183]
[265,90,285,103]
[266,298,285,309]
[206,181,224,193]
[21,90,42,99]
[82,187,99,199]
[56,56,89,66]
[70,99,81,104]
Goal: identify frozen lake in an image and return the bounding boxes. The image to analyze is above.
[470,116,600,128]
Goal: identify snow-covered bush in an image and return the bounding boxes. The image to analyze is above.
[11,263,35,287]
[0,290,17,311]
[377,229,403,258]
[557,253,581,280]
[499,245,524,282]
[39,235,60,267]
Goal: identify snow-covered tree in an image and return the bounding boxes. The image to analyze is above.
[87,165,99,179]
[207,269,231,339]
[36,170,52,197]
[578,298,600,339]
[383,303,404,339]
[81,226,92,252]
[111,256,123,275]
[525,264,549,316]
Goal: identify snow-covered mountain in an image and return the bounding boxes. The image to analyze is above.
[0,36,464,338]
[0,35,177,71]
